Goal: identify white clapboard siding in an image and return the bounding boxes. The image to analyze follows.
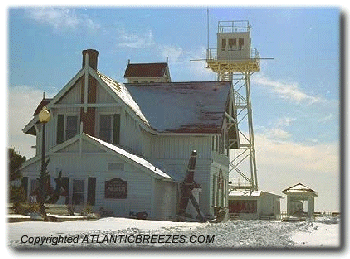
[95,106,122,114]
[24,147,162,218]
[96,82,116,104]
[154,179,177,220]
[57,79,82,105]
[151,135,212,160]
[95,168,153,218]
[121,110,144,156]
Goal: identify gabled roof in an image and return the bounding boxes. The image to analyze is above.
[126,81,232,134]
[283,183,318,196]
[34,98,52,115]
[23,67,151,135]
[24,65,231,136]
[21,133,172,180]
[124,62,168,78]
[96,71,149,125]
[23,98,53,135]
[85,134,171,180]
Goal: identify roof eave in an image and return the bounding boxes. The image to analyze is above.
[22,115,39,135]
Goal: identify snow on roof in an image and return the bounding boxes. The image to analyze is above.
[124,62,168,78]
[283,183,317,195]
[228,190,283,198]
[229,190,262,197]
[126,81,231,133]
[96,71,150,126]
[86,134,171,180]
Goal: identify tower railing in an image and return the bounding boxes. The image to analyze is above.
[218,20,250,33]
[206,48,260,62]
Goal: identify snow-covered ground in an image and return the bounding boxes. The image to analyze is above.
[7,216,341,249]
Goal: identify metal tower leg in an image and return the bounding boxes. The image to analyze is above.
[244,72,258,191]
[228,72,258,191]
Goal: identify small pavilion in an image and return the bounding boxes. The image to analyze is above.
[283,183,318,218]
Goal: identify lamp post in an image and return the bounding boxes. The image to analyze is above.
[38,106,51,218]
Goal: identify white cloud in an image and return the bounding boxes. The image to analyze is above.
[275,116,296,128]
[159,45,183,63]
[256,116,295,141]
[8,86,55,158]
[117,29,155,49]
[176,46,216,81]
[254,133,340,211]
[253,74,324,104]
[255,134,338,173]
[265,128,292,140]
[231,127,340,211]
[318,113,334,123]
[27,8,100,32]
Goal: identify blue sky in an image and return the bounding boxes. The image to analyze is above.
[7,7,340,211]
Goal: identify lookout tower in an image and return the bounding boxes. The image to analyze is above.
[206,20,260,191]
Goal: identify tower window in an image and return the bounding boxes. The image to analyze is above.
[221,38,226,51]
[239,38,244,49]
[228,38,236,50]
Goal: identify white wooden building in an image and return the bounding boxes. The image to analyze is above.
[228,190,282,220]
[20,49,239,220]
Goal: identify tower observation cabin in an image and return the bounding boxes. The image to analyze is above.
[206,20,260,192]
[206,20,260,81]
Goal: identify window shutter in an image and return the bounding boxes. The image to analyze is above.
[57,115,64,144]
[61,177,69,205]
[113,114,121,145]
[87,177,96,206]
[22,177,28,200]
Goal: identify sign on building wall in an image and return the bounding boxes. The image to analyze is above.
[105,178,127,199]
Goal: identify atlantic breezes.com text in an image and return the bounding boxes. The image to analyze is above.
[20,234,215,246]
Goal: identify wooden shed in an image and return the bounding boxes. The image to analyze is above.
[228,190,282,220]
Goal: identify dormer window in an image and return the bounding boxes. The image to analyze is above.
[56,114,79,144]
[66,116,78,139]
[99,114,120,145]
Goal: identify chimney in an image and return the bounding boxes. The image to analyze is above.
[82,49,99,70]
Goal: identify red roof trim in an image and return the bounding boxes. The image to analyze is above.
[34,98,52,115]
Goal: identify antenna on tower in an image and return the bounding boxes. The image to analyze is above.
[207,8,210,53]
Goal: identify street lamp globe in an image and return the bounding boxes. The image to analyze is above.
[39,106,51,123]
